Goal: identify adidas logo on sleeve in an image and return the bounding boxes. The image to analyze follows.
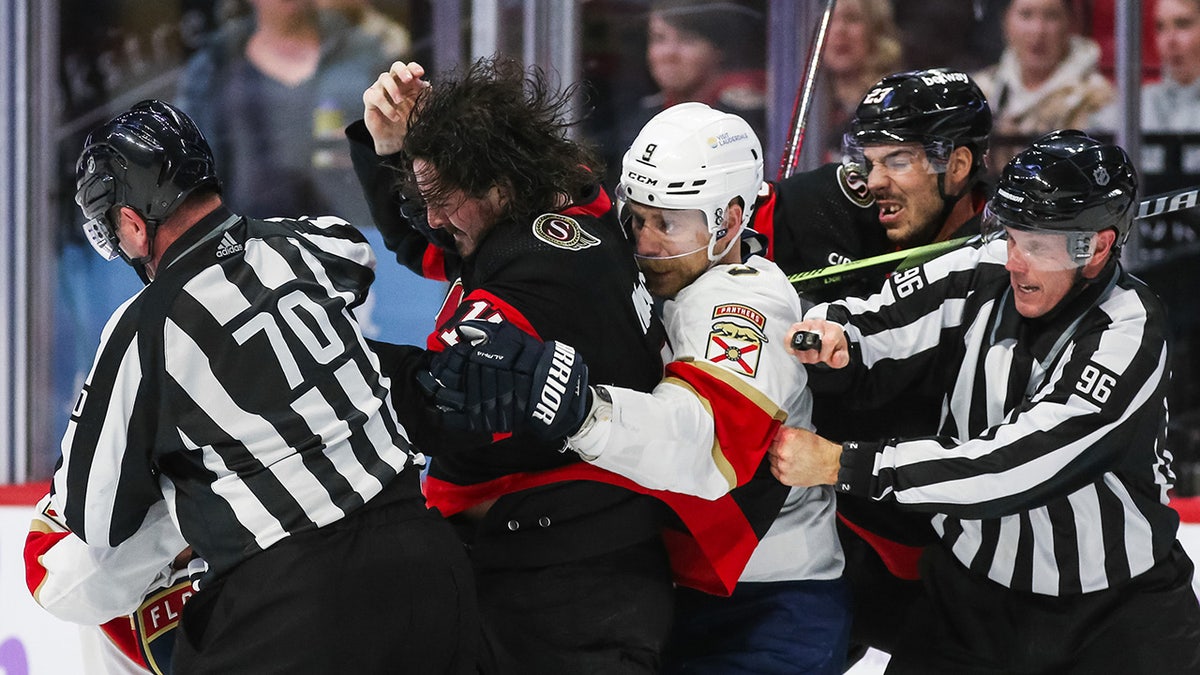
[216,232,244,258]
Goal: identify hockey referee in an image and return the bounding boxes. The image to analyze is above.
[773,130,1200,673]
[49,99,479,673]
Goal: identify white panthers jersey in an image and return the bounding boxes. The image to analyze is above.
[571,255,843,583]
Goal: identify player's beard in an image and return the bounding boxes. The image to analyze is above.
[637,253,706,299]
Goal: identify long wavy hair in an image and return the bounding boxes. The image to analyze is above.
[401,57,603,224]
[847,0,904,97]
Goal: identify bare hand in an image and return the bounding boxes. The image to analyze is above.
[785,319,850,369]
[768,426,841,487]
[363,61,430,155]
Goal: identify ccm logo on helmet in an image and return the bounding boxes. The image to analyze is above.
[627,171,658,186]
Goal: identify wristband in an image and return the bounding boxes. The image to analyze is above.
[836,439,880,497]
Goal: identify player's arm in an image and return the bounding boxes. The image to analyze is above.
[26,493,188,625]
[421,320,741,497]
[424,285,795,500]
[568,363,786,500]
[571,277,800,498]
[795,243,984,404]
[348,61,461,281]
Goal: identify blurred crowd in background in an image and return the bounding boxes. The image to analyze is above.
[40,0,1200,492]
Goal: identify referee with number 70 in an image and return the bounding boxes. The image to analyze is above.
[49,99,479,673]
[772,130,1200,673]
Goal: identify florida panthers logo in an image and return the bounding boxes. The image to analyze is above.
[532,214,601,251]
[705,304,768,377]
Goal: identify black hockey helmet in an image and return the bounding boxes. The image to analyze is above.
[848,68,992,174]
[987,129,1137,248]
[75,99,220,261]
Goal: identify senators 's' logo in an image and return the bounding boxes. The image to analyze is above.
[532,214,601,251]
[837,163,874,208]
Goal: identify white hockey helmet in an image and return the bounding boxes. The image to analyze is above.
[619,102,764,261]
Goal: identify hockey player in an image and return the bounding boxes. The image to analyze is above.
[424,103,851,674]
[760,68,992,306]
[774,130,1200,673]
[25,491,195,674]
[351,58,675,673]
[56,99,477,673]
[758,67,994,470]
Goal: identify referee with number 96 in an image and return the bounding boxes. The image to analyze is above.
[49,99,479,673]
[772,130,1200,673]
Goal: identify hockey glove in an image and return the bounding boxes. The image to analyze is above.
[420,320,539,433]
[419,320,590,440]
[523,338,590,441]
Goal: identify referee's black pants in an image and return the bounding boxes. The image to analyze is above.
[174,468,481,674]
[886,541,1200,674]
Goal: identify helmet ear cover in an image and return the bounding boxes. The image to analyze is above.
[620,102,764,262]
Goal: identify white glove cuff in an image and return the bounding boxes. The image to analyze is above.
[567,385,613,461]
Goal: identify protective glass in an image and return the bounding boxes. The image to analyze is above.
[81,213,122,261]
[841,135,954,178]
[981,205,1097,271]
[618,194,711,261]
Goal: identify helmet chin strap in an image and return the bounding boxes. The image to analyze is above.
[706,218,748,264]
[115,221,156,285]
[934,173,963,230]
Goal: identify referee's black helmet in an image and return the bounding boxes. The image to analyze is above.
[988,129,1138,245]
[75,99,219,260]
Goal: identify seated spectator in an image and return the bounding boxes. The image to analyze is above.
[1093,0,1200,131]
[973,0,1114,169]
[617,0,767,168]
[815,0,903,164]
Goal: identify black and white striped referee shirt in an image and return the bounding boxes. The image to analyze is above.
[52,206,415,580]
[810,238,1179,596]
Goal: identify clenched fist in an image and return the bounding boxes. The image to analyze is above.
[768,426,842,487]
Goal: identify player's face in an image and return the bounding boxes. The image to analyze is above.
[861,143,946,248]
[646,14,723,100]
[625,201,711,298]
[413,158,505,258]
[1003,228,1083,318]
[1156,0,1200,85]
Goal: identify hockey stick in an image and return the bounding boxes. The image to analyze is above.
[788,184,1200,292]
[776,0,837,181]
